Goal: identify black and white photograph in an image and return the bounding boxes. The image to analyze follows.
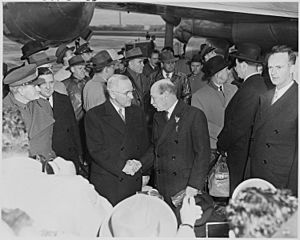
[1,1,298,238]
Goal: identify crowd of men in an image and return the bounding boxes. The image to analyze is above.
[2,37,298,237]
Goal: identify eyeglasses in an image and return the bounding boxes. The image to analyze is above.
[110,89,135,97]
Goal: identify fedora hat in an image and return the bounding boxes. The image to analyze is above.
[199,44,215,62]
[74,42,93,55]
[232,178,276,200]
[100,194,178,237]
[160,51,179,63]
[4,64,38,87]
[92,49,123,72]
[124,47,146,61]
[28,52,56,67]
[66,55,86,70]
[230,42,264,63]
[20,40,49,60]
[203,55,229,79]
[55,44,75,64]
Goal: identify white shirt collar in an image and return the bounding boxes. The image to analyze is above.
[166,100,178,119]
[274,80,294,99]
[110,99,125,116]
[40,95,53,108]
[244,72,261,82]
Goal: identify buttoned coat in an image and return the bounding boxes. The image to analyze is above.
[249,82,298,196]
[142,101,210,205]
[217,74,268,194]
[85,101,150,206]
[192,82,237,149]
[52,91,82,171]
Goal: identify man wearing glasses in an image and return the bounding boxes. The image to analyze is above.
[85,74,150,206]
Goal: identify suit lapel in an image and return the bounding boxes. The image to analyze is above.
[102,101,126,135]
[157,101,186,147]
[255,82,297,130]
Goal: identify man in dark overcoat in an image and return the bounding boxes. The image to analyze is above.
[85,74,150,206]
[249,45,298,196]
[217,43,268,195]
[141,79,210,207]
[34,67,83,173]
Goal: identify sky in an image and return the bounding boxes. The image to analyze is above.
[90,9,164,26]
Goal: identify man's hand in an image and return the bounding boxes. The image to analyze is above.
[180,196,203,226]
[186,186,198,197]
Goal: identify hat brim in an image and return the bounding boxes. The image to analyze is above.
[66,61,86,71]
[229,52,264,63]
[56,46,75,64]
[232,178,276,200]
[161,57,179,63]
[21,46,49,60]
[203,62,229,80]
[32,56,57,67]
[125,55,147,62]
[99,194,177,237]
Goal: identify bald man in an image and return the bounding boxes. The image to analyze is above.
[85,74,150,206]
[141,79,210,209]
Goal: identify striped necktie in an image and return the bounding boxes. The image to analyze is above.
[118,108,125,122]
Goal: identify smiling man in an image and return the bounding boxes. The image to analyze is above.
[85,74,150,206]
[249,45,298,196]
[35,67,83,173]
[141,79,210,214]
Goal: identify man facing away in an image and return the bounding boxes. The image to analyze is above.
[141,79,210,209]
[249,45,298,196]
[217,43,268,195]
[85,74,150,206]
[83,49,123,111]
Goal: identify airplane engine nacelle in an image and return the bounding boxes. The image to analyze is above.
[3,2,95,47]
[175,19,298,52]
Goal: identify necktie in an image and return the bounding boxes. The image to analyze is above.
[272,91,278,105]
[219,86,223,92]
[166,73,171,79]
[164,111,169,121]
[118,108,126,122]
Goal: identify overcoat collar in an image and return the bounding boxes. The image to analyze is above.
[255,82,297,130]
[102,100,126,135]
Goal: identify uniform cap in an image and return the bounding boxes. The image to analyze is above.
[4,64,38,87]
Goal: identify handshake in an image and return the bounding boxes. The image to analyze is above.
[122,159,142,176]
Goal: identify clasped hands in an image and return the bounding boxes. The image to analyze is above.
[122,159,142,176]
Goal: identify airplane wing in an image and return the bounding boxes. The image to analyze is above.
[95,2,298,23]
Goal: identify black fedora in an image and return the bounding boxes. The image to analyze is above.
[21,40,49,60]
[55,44,75,64]
[230,42,264,63]
[188,53,202,64]
[203,55,229,79]
[75,42,93,55]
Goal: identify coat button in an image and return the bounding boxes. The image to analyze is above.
[172,156,176,160]
[263,160,267,164]
[174,140,179,144]
[266,143,271,148]
[274,129,279,134]
[66,129,70,133]
[173,171,177,176]
[121,147,124,151]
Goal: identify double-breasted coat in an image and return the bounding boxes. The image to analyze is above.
[217,74,268,194]
[52,91,82,171]
[249,82,298,196]
[142,101,210,205]
[85,101,150,206]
